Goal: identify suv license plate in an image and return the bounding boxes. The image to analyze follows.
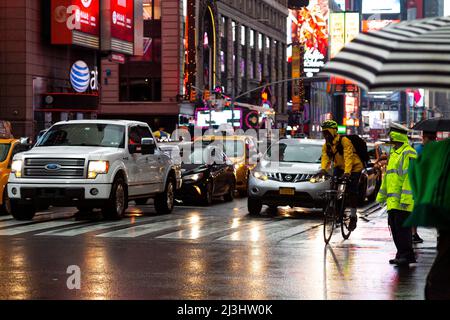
[279,188,295,196]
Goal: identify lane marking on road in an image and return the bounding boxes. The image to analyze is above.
[0,220,82,236]
[95,217,204,238]
[0,212,76,229]
[156,218,262,240]
[0,216,12,221]
[36,218,151,236]
[265,222,322,242]
[214,219,290,242]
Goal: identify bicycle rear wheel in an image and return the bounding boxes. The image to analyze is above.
[323,202,336,244]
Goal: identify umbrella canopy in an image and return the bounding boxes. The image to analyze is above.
[413,118,450,132]
[321,16,450,91]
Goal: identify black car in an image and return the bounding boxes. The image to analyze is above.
[176,146,236,205]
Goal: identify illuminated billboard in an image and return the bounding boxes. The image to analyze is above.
[51,0,100,49]
[329,12,345,59]
[290,0,329,78]
[195,109,242,128]
[362,0,401,14]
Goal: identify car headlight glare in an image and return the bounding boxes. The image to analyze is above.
[183,172,204,182]
[11,160,23,178]
[310,175,328,183]
[253,171,268,181]
[88,161,109,179]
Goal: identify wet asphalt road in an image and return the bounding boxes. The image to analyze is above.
[0,197,437,300]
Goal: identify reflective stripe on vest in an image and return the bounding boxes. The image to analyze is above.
[387,193,401,199]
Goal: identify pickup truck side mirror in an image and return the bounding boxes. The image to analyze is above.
[141,138,156,155]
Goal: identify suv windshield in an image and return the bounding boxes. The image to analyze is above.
[0,143,11,162]
[36,124,125,148]
[265,143,322,163]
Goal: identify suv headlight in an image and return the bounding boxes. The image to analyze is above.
[88,161,109,179]
[310,175,329,183]
[253,171,268,181]
[183,172,204,182]
[11,160,23,178]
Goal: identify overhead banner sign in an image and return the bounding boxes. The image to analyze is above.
[101,0,135,55]
[51,0,100,49]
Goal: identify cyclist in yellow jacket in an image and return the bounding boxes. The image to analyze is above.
[321,120,364,231]
[377,122,417,266]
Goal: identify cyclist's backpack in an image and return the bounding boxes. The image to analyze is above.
[337,135,370,167]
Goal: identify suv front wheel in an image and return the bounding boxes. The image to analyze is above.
[103,177,127,220]
[154,177,175,214]
[248,197,262,216]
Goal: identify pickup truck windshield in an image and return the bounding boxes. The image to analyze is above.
[0,143,11,162]
[36,124,125,148]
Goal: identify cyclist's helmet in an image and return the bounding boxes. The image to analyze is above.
[321,120,338,130]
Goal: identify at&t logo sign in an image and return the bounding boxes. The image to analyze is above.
[70,61,98,93]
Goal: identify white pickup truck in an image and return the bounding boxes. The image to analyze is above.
[7,120,182,220]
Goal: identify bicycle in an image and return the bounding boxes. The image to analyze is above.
[321,175,353,244]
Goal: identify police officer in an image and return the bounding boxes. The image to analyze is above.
[377,122,417,266]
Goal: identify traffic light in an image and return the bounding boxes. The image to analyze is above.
[261,86,271,104]
[189,89,197,102]
[203,90,210,101]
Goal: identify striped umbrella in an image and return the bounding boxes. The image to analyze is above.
[321,16,450,91]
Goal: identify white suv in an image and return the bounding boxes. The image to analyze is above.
[8,120,182,220]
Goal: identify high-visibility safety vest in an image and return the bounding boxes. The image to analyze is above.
[376,138,417,212]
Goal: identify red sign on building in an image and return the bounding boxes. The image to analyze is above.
[111,0,134,43]
[51,0,100,49]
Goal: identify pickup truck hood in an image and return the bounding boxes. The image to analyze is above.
[18,146,120,159]
[258,160,322,174]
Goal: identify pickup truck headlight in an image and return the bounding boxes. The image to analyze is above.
[253,171,268,181]
[11,160,23,178]
[183,172,204,182]
[88,161,109,179]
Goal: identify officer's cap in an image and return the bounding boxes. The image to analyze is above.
[389,122,410,134]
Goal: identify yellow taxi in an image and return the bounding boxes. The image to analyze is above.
[197,135,258,196]
[0,139,30,215]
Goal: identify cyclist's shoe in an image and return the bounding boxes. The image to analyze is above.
[389,257,416,265]
[413,233,424,244]
[349,216,357,231]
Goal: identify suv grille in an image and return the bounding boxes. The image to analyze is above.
[267,172,314,183]
[23,158,86,179]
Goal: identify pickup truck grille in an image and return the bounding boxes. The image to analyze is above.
[23,158,86,179]
[267,172,314,183]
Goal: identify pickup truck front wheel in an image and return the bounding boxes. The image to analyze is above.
[10,201,36,220]
[154,177,175,214]
[103,177,127,220]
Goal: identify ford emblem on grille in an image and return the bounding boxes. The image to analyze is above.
[45,163,61,171]
[285,175,292,181]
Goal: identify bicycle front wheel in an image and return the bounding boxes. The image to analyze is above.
[323,203,335,244]
[340,201,352,240]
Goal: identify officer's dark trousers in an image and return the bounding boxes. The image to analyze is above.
[388,209,415,260]
[425,230,450,300]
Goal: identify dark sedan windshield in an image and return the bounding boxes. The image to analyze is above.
[36,124,125,148]
[265,143,322,163]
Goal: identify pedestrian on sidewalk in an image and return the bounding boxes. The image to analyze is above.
[411,131,438,244]
[405,138,450,300]
[376,123,417,266]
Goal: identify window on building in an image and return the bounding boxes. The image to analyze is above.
[120,0,161,102]
[258,34,263,50]
[250,29,255,47]
[241,25,246,46]
[232,21,236,42]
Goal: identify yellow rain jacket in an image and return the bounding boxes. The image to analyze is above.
[376,131,417,212]
[321,128,364,174]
